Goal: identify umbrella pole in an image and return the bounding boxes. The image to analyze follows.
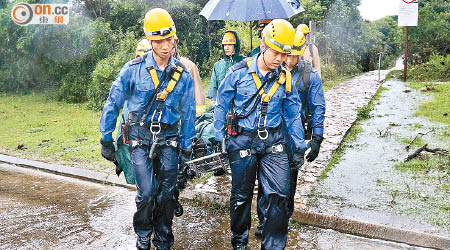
[250,22,253,51]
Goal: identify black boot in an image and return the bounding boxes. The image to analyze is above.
[233,244,247,250]
[254,222,263,238]
[136,235,150,250]
[174,200,184,217]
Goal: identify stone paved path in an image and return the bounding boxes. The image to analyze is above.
[181,68,392,209]
[295,69,390,207]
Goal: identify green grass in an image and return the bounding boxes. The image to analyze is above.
[399,136,425,149]
[322,76,352,91]
[0,93,111,171]
[393,153,450,229]
[385,70,403,80]
[358,86,387,120]
[395,154,449,175]
[201,76,214,108]
[407,82,450,125]
[391,82,450,229]
[394,82,450,177]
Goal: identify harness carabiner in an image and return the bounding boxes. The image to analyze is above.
[257,110,269,140]
[150,110,163,135]
[257,128,269,140]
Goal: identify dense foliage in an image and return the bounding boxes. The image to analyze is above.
[0,0,447,107]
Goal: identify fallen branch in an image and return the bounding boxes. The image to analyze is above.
[406,144,428,161]
[423,147,449,156]
[406,144,449,161]
[406,133,424,150]
[405,129,435,150]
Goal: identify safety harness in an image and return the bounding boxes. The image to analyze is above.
[247,60,292,139]
[295,61,313,140]
[226,59,292,140]
[129,61,184,158]
[146,64,184,136]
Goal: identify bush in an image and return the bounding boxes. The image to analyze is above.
[409,54,450,81]
[198,47,222,79]
[321,63,338,82]
[88,32,138,110]
[50,19,121,103]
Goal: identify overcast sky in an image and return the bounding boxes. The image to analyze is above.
[358,0,401,21]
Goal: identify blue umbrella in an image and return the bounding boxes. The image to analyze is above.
[200,0,304,22]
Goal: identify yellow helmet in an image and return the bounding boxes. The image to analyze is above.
[298,24,310,35]
[257,19,272,31]
[143,8,176,41]
[222,31,237,45]
[135,39,152,58]
[263,19,295,54]
[290,29,306,56]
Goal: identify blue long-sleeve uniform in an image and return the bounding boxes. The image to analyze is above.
[214,55,307,151]
[99,51,196,150]
[292,60,326,136]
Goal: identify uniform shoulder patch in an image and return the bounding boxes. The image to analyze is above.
[129,54,147,66]
[231,58,250,72]
[174,58,188,72]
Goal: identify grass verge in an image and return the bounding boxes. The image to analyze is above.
[385,70,403,81]
[391,81,450,229]
[322,76,353,91]
[0,93,111,171]
[407,82,450,125]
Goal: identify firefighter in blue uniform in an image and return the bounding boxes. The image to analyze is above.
[214,19,307,250]
[254,29,326,238]
[99,8,195,250]
[284,28,325,218]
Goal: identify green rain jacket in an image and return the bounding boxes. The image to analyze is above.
[207,31,245,101]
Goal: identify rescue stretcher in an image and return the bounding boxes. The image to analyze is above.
[185,150,229,176]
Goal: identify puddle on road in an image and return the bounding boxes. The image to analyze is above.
[0,163,427,249]
[309,80,450,237]
[0,164,136,250]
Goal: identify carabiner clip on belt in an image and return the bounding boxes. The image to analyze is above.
[257,98,269,140]
[150,100,164,140]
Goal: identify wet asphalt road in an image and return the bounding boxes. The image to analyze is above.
[0,163,427,250]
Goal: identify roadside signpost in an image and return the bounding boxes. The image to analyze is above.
[398,0,418,81]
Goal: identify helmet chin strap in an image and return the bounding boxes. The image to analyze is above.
[262,47,271,70]
[173,43,179,59]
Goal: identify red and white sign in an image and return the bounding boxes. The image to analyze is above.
[398,0,418,26]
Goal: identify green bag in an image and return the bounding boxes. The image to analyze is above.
[114,102,136,184]
[194,111,216,153]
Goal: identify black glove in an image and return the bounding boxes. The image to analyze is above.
[100,140,115,162]
[213,168,226,176]
[213,140,220,153]
[292,149,306,170]
[306,134,324,162]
